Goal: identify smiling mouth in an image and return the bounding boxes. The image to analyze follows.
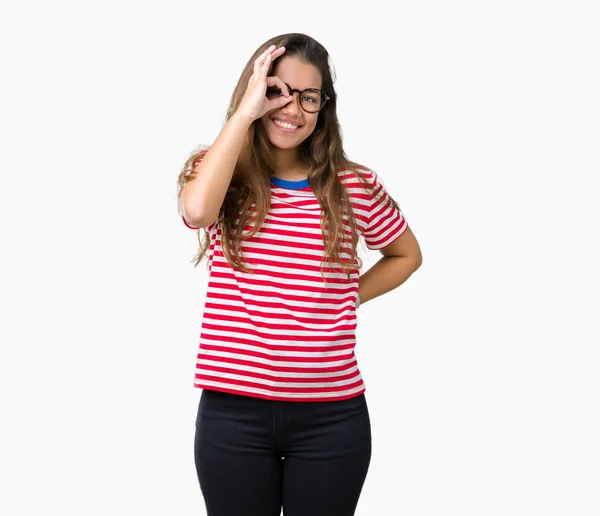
[272,118,302,133]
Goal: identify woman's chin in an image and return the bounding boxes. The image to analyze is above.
[267,133,303,149]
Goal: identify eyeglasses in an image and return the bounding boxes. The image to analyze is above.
[266,84,330,113]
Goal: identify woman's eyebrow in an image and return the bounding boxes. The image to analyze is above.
[284,82,320,91]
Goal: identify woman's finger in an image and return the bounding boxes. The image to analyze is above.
[252,45,275,79]
[256,44,275,63]
[266,76,290,97]
[265,76,295,109]
[261,46,286,79]
[271,94,295,110]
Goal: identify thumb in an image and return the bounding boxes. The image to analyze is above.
[275,95,295,109]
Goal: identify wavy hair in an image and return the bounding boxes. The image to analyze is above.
[176,32,400,281]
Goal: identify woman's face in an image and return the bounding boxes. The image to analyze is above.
[259,56,323,150]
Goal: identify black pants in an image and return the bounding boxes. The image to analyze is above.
[194,388,372,516]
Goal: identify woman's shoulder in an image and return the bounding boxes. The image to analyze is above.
[336,163,377,189]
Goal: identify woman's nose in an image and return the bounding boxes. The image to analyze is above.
[281,91,303,116]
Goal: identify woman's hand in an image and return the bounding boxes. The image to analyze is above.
[236,45,294,122]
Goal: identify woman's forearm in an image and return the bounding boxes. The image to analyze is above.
[182,112,254,228]
[358,256,420,306]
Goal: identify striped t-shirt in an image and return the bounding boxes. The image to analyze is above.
[182,156,409,401]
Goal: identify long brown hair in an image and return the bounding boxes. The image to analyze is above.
[176,33,400,280]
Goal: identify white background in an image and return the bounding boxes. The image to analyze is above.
[2,0,599,514]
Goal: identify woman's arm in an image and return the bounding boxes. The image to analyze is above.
[358,226,422,306]
[181,112,254,228]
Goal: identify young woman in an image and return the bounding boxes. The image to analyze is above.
[177,33,422,516]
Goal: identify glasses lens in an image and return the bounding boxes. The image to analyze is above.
[266,87,282,99]
[301,89,323,113]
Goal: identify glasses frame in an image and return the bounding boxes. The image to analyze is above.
[267,83,330,113]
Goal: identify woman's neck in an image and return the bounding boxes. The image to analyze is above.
[271,148,309,181]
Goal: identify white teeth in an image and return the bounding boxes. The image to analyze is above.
[274,119,298,130]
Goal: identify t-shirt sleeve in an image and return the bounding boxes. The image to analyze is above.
[181,214,200,230]
[362,169,409,250]
[181,151,207,230]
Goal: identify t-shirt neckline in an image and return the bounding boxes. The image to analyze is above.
[270,176,310,190]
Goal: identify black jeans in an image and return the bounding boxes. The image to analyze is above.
[194,389,372,516]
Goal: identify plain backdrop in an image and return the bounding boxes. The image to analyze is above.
[1,0,599,515]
